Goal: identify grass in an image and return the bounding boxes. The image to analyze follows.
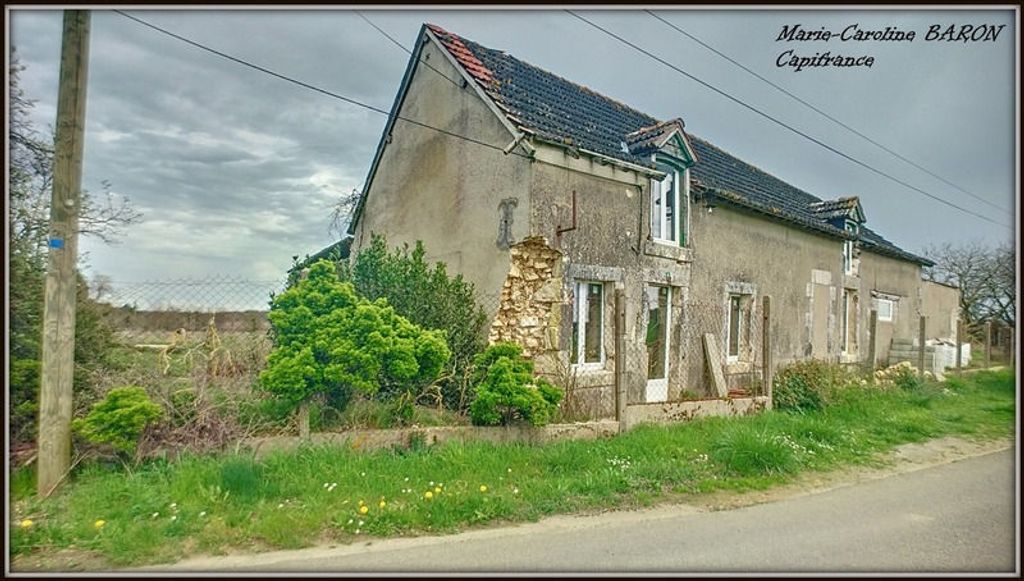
[9,368,1015,569]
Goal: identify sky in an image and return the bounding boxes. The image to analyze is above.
[7,8,1018,309]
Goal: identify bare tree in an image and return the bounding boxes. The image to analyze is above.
[9,52,142,254]
[924,240,1016,328]
[327,188,362,240]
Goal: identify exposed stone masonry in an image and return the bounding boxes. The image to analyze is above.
[488,236,565,359]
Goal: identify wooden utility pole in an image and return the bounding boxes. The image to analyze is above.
[38,10,91,497]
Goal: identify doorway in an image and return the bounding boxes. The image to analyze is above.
[645,285,671,402]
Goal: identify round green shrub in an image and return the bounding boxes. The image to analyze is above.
[468,343,563,427]
[260,260,451,412]
[72,386,163,454]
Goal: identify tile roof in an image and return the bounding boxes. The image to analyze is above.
[424,24,932,267]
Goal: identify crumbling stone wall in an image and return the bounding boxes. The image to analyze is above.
[488,236,565,362]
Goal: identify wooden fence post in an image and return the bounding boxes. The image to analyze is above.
[865,309,878,374]
[614,288,627,433]
[985,321,992,368]
[761,295,773,407]
[1010,328,1016,368]
[955,318,963,374]
[917,315,926,377]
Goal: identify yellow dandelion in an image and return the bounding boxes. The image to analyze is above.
[424,490,434,500]
[378,500,386,509]
[94,519,106,529]
[359,505,369,515]
[434,486,441,494]
[19,519,33,528]
[479,485,488,493]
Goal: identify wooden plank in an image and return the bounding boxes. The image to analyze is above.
[703,333,728,398]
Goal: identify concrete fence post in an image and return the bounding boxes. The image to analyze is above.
[614,288,627,433]
[955,318,963,374]
[866,309,878,374]
[917,315,926,377]
[761,295,773,407]
[985,321,992,368]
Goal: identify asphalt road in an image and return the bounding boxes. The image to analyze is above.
[161,448,1017,574]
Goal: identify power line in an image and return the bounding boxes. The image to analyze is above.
[566,11,1010,229]
[354,11,463,89]
[645,10,1008,214]
[113,10,531,161]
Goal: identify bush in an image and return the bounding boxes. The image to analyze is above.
[772,360,843,413]
[8,248,116,444]
[469,343,563,427]
[260,260,451,417]
[334,234,488,411]
[72,386,163,455]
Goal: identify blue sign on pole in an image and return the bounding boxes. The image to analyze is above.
[49,238,64,249]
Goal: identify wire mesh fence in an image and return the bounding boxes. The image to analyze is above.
[622,296,767,405]
[94,275,286,346]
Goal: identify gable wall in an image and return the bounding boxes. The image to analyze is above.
[920,280,960,342]
[351,37,533,310]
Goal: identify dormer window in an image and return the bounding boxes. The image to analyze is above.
[843,220,859,275]
[651,168,679,244]
[626,119,696,248]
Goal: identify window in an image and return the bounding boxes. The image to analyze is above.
[650,169,680,244]
[873,297,895,322]
[842,290,858,354]
[572,281,604,367]
[726,294,743,362]
[843,221,859,275]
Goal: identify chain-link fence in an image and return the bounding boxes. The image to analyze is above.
[621,296,768,406]
[94,276,286,346]
[958,319,1016,368]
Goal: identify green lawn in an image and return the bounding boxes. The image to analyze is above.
[9,368,1015,569]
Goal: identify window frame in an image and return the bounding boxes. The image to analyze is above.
[874,297,895,322]
[843,220,859,275]
[726,293,744,363]
[571,280,605,369]
[650,169,680,245]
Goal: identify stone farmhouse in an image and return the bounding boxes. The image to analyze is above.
[338,23,960,417]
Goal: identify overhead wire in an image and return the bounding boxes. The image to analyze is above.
[566,10,1010,229]
[354,11,463,89]
[644,9,1009,214]
[116,9,1009,229]
[113,10,532,161]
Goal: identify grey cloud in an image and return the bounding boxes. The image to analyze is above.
[10,8,1016,292]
